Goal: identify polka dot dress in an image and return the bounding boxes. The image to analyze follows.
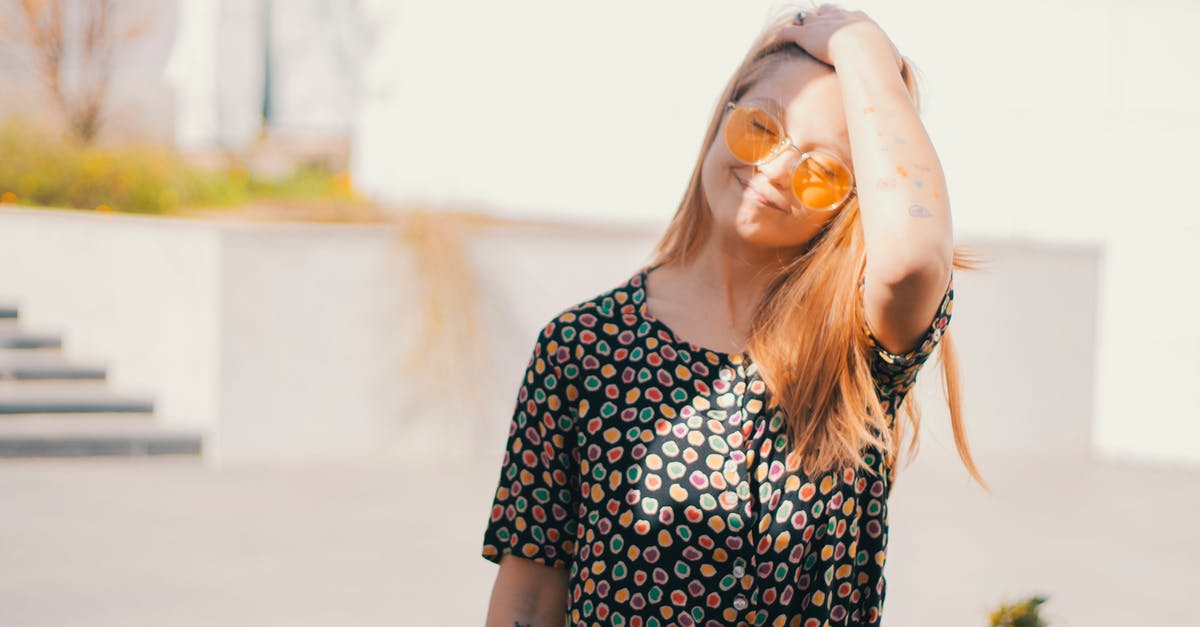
[482,263,954,626]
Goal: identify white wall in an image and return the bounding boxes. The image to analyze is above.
[1093,225,1200,469]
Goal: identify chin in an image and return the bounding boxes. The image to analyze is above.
[737,221,814,250]
[722,197,815,249]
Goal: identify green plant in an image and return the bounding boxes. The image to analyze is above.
[245,164,355,201]
[989,594,1050,627]
[0,117,361,215]
[0,118,243,213]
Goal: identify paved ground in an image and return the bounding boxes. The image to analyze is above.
[1,445,1195,626]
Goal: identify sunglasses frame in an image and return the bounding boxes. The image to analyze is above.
[722,98,858,213]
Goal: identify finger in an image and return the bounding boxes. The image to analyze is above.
[770,24,801,42]
[798,9,831,23]
[767,27,795,48]
[776,25,804,39]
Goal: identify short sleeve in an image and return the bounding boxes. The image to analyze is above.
[480,319,579,570]
[861,271,954,409]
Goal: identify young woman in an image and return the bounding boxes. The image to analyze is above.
[482,4,988,625]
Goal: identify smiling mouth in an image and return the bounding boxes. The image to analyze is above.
[734,174,787,212]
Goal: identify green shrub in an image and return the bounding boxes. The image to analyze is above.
[0,118,356,215]
[989,594,1050,627]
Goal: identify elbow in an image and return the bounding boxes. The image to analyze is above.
[899,254,952,293]
[872,247,952,289]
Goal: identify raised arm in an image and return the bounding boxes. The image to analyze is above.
[828,17,955,355]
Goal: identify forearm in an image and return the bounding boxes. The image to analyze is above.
[831,37,954,285]
[485,555,568,627]
[484,595,564,627]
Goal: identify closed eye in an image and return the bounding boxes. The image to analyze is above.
[751,121,775,135]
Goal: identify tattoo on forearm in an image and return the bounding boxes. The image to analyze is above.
[863,106,943,201]
[871,120,888,151]
[907,204,934,218]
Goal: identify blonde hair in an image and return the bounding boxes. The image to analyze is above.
[649,5,990,492]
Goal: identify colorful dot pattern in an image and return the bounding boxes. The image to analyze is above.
[482,264,954,626]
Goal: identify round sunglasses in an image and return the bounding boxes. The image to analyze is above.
[721,98,857,213]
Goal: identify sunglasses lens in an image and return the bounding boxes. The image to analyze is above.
[792,152,853,211]
[724,106,781,163]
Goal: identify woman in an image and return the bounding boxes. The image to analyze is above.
[482,4,988,625]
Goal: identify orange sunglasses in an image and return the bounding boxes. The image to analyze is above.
[722,98,857,212]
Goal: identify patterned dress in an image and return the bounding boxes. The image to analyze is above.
[481,262,954,626]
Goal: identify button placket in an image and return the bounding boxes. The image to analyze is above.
[734,360,763,614]
[730,358,761,619]
[721,360,753,521]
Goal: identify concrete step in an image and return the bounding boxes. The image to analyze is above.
[0,379,112,390]
[0,414,201,457]
[0,346,65,358]
[0,386,154,414]
[0,329,62,350]
[0,353,107,381]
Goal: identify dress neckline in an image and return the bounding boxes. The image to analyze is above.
[634,263,750,364]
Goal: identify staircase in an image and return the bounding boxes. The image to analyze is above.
[0,300,203,457]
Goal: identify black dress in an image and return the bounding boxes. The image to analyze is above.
[482,263,954,626]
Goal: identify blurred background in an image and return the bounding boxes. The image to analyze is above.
[0,0,1196,625]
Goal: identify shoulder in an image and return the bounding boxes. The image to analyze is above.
[533,268,645,368]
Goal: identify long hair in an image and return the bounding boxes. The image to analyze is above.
[648,5,990,492]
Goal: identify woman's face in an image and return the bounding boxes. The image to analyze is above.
[700,56,853,250]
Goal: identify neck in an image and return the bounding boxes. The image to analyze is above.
[678,230,804,331]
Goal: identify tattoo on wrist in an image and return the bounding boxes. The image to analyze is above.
[907,204,934,218]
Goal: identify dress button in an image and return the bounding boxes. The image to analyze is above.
[733,595,748,611]
[732,565,745,578]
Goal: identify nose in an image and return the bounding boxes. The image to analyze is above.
[752,146,800,192]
